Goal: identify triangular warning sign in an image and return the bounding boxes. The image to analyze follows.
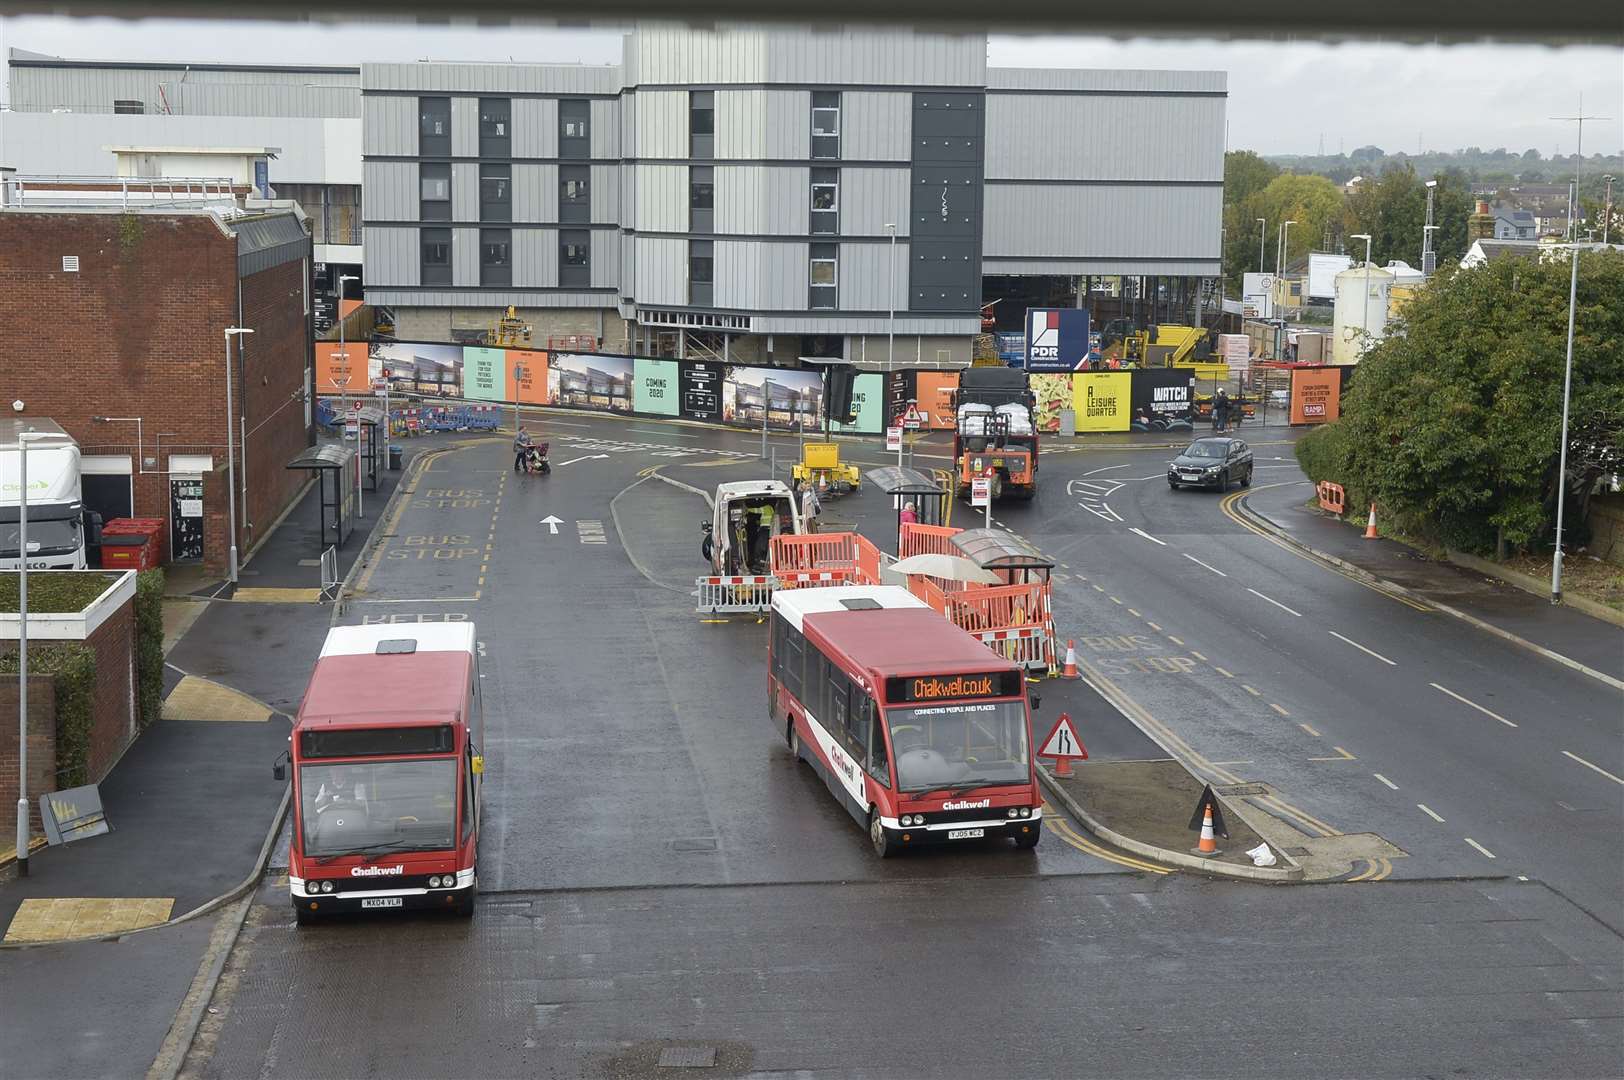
[1039,713,1087,760]
[1186,785,1230,839]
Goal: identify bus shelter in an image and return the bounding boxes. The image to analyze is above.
[865,466,949,537]
[348,405,385,493]
[949,528,1054,585]
[286,443,357,551]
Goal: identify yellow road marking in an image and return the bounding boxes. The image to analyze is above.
[1309,746,1356,762]
[1044,812,1170,875]
[1213,666,1234,678]
[1298,722,1320,736]
[1242,685,1262,697]
[1270,703,1291,717]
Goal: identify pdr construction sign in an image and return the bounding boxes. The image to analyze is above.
[1025,308,1091,372]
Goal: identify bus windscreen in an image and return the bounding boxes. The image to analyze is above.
[887,700,1029,792]
[300,724,455,759]
[299,759,457,856]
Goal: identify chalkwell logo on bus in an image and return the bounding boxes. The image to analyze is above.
[909,674,994,700]
[350,864,405,877]
[942,798,991,811]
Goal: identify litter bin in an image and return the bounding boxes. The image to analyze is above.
[389,445,403,471]
[100,517,166,570]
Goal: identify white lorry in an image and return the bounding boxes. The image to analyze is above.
[0,419,98,571]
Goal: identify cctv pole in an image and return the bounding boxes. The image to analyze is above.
[1605,176,1615,245]
[224,328,254,583]
[15,435,32,876]
[1257,218,1266,275]
[1551,220,1580,603]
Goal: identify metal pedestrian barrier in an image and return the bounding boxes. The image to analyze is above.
[695,575,779,614]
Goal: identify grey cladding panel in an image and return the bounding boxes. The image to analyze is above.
[364,95,418,157]
[591,232,622,290]
[591,100,621,159]
[590,166,620,225]
[839,168,910,237]
[634,236,688,307]
[714,240,807,311]
[451,97,480,157]
[363,161,416,221]
[513,228,558,288]
[513,98,559,158]
[363,226,418,287]
[982,184,1222,259]
[452,162,480,221]
[453,227,480,286]
[840,92,910,161]
[513,164,559,223]
[985,94,1225,181]
[910,167,981,239]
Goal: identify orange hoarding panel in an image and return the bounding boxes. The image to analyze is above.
[510,350,550,405]
[1290,368,1341,424]
[315,341,367,394]
[338,298,364,320]
[914,371,960,429]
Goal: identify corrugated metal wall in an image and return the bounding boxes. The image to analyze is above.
[838,242,908,311]
[590,166,620,224]
[986,68,1226,93]
[514,229,558,287]
[620,232,636,296]
[619,93,637,156]
[590,100,621,159]
[839,168,910,236]
[626,26,982,87]
[714,90,810,159]
[840,92,911,161]
[591,233,622,289]
[514,164,559,222]
[363,161,416,220]
[9,64,359,116]
[634,236,688,306]
[161,82,359,119]
[364,96,417,157]
[983,184,1223,258]
[453,227,480,285]
[451,98,480,157]
[714,241,808,310]
[452,163,480,221]
[985,94,1225,181]
[363,226,419,286]
[363,62,620,95]
[635,91,688,158]
[634,164,689,232]
[369,289,611,309]
[513,98,560,158]
[714,166,809,235]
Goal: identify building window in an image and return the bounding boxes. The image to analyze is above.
[690,91,714,159]
[479,98,511,158]
[689,239,713,307]
[113,99,145,115]
[480,164,511,223]
[420,163,451,222]
[421,228,452,286]
[419,96,451,156]
[559,100,590,160]
[480,229,511,287]
[812,91,840,159]
[560,165,590,225]
[810,242,837,310]
[560,229,590,288]
[811,169,839,235]
[690,165,714,234]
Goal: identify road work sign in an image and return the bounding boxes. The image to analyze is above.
[1040,713,1087,761]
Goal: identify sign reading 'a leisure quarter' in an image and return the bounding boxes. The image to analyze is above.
[886,671,1025,703]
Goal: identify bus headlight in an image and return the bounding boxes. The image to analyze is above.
[320,880,334,893]
[900,815,913,827]
[1020,807,1032,818]
[1007,807,1019,819]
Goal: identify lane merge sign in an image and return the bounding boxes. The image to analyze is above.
[1039,712,1088,776]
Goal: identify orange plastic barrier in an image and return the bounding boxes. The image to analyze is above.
[771,532,887,590]
[1316,481,1346,515]
[899,523,959,560]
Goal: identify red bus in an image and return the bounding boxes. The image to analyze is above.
[768,585,1041,856]
[277,624,484,923]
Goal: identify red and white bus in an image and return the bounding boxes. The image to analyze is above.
[768,585,1041,856]
[278,624,484,923]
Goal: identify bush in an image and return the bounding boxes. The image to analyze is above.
[0,572,118,614]
[134,570,166,729]
[1294,423,1361,516]
[0,644,97,788]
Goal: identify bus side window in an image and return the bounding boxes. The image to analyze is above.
[864,698,889,785]
[845,679,869,761]
[827,667,848,740]
[462,748,475,842]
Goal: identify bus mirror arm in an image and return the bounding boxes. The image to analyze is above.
[272,749,289,782]
[1029,692,1041,711]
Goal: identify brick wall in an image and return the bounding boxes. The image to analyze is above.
[0,211,311,575]
[0,676,57,833]
[82,598,138,782]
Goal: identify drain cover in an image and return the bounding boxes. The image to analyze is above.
[670,837,718,851]
[657,1046,716,1068]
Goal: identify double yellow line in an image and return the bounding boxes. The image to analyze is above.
[1044,809,1170,874]
[1219,485,1430,613]
[1348,857,1393,882]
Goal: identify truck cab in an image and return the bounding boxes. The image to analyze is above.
[0,419,99,571]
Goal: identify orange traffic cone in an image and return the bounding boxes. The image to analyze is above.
[1060,640,1080,680]
[1196,805,1220,856]
[1364,503,1379,540]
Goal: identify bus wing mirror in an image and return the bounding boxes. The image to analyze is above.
[1029,692,1042,711]
[471,755,485,775]
[272,749,289,781]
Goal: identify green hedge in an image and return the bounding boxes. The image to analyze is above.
[0,644,97,788]
[134,570,165,729]
[1294,423,1361,520]
[0,572,117,614]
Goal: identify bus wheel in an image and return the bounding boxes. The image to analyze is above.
[1014,824,1041,850]
[294,906,318,927]
[870,809,896,859]
[787,721,800,758]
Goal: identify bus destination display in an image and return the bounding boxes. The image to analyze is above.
[885,670,1024,704]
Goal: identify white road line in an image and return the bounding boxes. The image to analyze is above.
[1109,596,1123,605]
[1418,804,1445,823]
[1083,463,1134,476]
[1213,666,1234,678]
[1328,631,1397,666]
[1429,683,1517,728]
[1464,838,1496,859]
[1247,588,1303,616]
[1373,773,1399,790]
[1562,750,1624,785]
[1129,527,1168,546]
[1147,622,1162,631]
[1181,553,1227,576]
[1167,635,1184,646]
[1128,608,1142,617]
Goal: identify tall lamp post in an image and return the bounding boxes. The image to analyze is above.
[336,274,359,427]
[1256,218,1267,274]
[14,429,51,878]
[1349,233,1373,356]
[1278,220,1296,359]
[1604,175,1616,245]
[224,327,255,584]
[1551,219,1580,604]
[884,223,898,371]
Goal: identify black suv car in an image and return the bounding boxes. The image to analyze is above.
[1168,437,1254,491]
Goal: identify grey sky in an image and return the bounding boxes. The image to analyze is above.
[2,16,1619,156]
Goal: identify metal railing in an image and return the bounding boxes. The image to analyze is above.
[1,175,243,211]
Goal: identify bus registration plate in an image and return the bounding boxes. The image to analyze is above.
[361,897,403,909]
[948,828,985,840]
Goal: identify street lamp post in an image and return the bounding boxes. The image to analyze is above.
[336,274,359,428]
[224,327,255,584]
[1422,179,1438,274]
[884,223,897,372]
[1552,194,1581,604]
[1604,175,1616,245]
[1349,234,1373,356]
[14,430,50,878]
[1257,218,1267,275]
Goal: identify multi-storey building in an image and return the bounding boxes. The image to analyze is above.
[361,25,1224,362]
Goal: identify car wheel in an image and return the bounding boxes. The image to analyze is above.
[1242,466,1253,488]
[870,808,896,859]
[1168,480,1180,491]
[1218,470,1230,492]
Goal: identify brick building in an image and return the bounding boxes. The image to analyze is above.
[0,178,314,575]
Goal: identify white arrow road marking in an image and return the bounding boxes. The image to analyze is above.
[539,515,563,534]
[555,454,612,467]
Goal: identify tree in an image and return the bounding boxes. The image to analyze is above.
[1220,169,1341,296]
[1224,150,1279,206]
[1295,251,1624,555]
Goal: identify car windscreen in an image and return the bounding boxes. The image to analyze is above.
[887,700,1029,792]
[298,758,457,857]
[0,517,80,558]
[1184,442,1226,458]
